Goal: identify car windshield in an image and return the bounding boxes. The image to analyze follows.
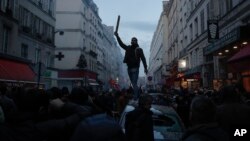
[153,114,183,132]
[120,104,184,141]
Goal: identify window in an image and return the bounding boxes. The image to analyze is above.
[190,52,194,68]
[196,48,200,65]
[189,24,193,42]
[48,0,53,16]
[207,3,209,20]
[1,0,7,12]
[232,0,240,8]
[21,44,28,59]
[35,48,41,63]
[45,52,51,67]
[1,26,10,53]
[194,17,198,37]
[19,7,30,27]
[200,10,205,33]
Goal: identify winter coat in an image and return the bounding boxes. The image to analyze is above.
[0,102,93,141]
[70,113,125,141]
[216,102,250,133]
[0,105,4,123]
[125,107,154,141]
[115,35,147,69]
[182,123,229,141]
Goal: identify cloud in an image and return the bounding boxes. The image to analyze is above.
[121,21,157,32]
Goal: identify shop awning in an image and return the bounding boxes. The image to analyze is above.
[228,45,250,62]
[0,59,35,82]
[228,58,250,72]
[227,45,250,72]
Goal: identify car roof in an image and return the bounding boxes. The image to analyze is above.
[124,104,177,116]
[148,93,164,96]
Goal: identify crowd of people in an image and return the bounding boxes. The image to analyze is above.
[0,83,128,141]
[1,82,250,141]
[163,83,250,141]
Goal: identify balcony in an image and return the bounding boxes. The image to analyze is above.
[22,26,31,33]
[38,2,43,8]
[89,50,97,58]
[179,48,187,58]
[48,10,52,16]
[5,8,13,17]
[36,33,42,39]
[46,38,52,44]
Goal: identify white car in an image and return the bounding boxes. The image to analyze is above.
[119,103,185,141]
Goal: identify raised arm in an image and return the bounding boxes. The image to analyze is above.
[114,32,128,50]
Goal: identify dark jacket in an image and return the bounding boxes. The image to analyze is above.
[125,107,154,141]
[182,123,229,141]
[115,35,147,69]
[216,102,250,133]
[0,102,93,141]
[70,113,125,141]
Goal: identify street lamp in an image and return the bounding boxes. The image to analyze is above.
[178,59,187,69]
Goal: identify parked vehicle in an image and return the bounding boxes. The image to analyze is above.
[119,103,185,141]
[148,93,172,106]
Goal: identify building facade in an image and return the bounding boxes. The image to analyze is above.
[203,0,250,91]
[0,0,56,88]
[151,0,250,92]
[148,1,169,90]
[55,0,125,90]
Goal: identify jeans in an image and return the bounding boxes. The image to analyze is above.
[128,68,139,99]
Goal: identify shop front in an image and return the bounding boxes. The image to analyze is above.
[227,45,250,92]
[0,56,36,87]
[203,25,250,91]
[181,65,202,91]
[57,69,98,91]
[166,60,179,89]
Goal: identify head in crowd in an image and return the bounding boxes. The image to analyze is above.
[0,105,4,123]
[189,96,216,125]
[61,86,69,96]
[219,85,240,103]
[49,87,62,100]
[18,88,49,113]
[68,87,89,105]
[0,83,7,95]
[138,95,153,110]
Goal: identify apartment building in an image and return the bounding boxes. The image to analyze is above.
[151,0,250,92]
[148,1,169,90]
[55,0,125,90]
[0,0,56,88]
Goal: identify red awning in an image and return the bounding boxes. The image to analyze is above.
[228,58,250,72]
[0,59,35,82]
[228,45,250,62]
[228,45,250,72]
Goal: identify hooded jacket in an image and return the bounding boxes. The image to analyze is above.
[115,35,147,69]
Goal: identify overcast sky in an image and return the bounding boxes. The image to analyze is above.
[93,0,164,76]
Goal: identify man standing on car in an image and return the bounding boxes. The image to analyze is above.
[114,31,148,100]
[125,95,154,141]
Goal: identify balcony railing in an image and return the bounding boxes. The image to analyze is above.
[22,26,31,33]
[89,50,98,58]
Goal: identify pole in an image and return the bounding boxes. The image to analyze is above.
[37,61,41,88]
[115,15,120,33]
